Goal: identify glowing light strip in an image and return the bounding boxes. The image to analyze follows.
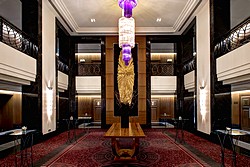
[0,90,21,95]
[76,95,101,98]
[231,90,250,94]
[151,95,176,98]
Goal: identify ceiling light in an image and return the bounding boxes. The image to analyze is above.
[156,18,162,22]
[118,0,137,66]
[90,18,96,23]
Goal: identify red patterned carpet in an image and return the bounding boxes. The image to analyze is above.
[0,129,84,167]
[166,129,250,167]
[41,129,209,167]
[0,128,250,167]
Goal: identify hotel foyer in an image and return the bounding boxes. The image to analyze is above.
[0,0,250,166]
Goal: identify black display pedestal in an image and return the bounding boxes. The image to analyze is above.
[120,104,130,128]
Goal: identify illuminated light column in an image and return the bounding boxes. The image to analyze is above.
[199,88,207,122]
[46,88,53,122]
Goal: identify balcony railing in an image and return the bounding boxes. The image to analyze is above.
[214,17,250,58]
[0,16,38,59]
[78,63,101,76]
[183,58,195,74]
[151,63,174,76]
[58,59,69,74]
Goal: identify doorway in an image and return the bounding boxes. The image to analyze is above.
[241,96,250,131]
[75,42,103,128]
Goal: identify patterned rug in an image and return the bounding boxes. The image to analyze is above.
[166,128,250,167]
[0,129,85,167]
[41,129,210,167]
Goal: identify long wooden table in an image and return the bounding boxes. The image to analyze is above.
[104,123,145,160]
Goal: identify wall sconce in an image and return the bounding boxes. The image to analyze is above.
[47,80,53,90]
[200,86,205,89]
[200,81,205,89]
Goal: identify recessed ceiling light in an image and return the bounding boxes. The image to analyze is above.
[156,18,161,22]
[90,18,96,23]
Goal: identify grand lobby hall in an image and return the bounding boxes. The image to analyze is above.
[0,0,250,166]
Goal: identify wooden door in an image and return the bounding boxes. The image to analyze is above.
[241,96,250,131]
[94,107,101,122]
[93,99,101,122]
[151,107,158,122]
[151,99,159,122]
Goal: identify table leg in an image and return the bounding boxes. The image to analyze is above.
[111,138,120,160]
[229,136,237,167]
[216,133,225,167]
[180,121,185,143]
[13,134,34,167]
[174,121,178,142]
[110,138,140,160]
[131,138,139,159]
[66,121,71,143]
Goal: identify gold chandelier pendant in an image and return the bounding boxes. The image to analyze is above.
[117,52,134,106]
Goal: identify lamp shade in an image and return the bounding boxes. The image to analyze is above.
[119,17,135,48]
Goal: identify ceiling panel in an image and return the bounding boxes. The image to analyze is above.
[50,0,206,35]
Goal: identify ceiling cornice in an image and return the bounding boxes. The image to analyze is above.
[173,0,201,31]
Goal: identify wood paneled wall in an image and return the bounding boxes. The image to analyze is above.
[151,97,175,120]
[105,36,147,125]
[78,96,93,117]
[105,36,120,124]
[232,92,250,126]
[0,94,22,130]
[159,97,175,117]
[130,36,146,124]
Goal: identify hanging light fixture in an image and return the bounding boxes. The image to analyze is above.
[118,0,137,66]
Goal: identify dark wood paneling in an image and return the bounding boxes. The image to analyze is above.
[159,97,175,118]
[22,82,39,131]
[151,107,157,122]
[146,38,151,127]
[0,94,20,130]
[183,96,195,130]
[94,107,101,122]
[210,0,231,131]
[101,37,106,128]
[78,96,93,117]
[56,19,70,68]
[68,37,76,119]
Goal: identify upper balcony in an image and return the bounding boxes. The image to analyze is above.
[216,17,250,91]
[0,16,37,85]
[214,17,250,59]
[0,16,38,59]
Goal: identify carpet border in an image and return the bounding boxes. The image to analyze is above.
[161,131,211,167]
[41,133,89,167]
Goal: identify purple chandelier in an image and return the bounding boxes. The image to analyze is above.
[118,0,137,65]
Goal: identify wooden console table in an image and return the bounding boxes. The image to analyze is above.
[104,123,145,160]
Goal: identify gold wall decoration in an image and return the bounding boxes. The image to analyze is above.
[117,52,134,105]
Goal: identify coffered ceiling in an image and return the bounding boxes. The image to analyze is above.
[49,0,207,36]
